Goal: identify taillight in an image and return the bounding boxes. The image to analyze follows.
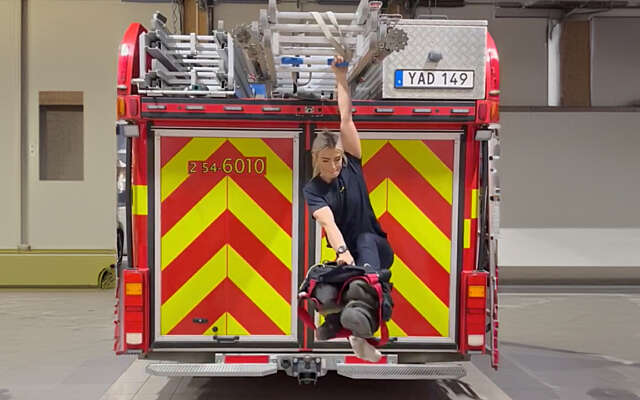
[490,101,499,122]
[463,271,488,351]
[117,96,126,119]
[122,268,146,349]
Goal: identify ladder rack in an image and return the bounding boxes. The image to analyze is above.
[132,12,240,97]
[233,0,408,99]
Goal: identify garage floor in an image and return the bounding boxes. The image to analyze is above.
[1,287,639,400]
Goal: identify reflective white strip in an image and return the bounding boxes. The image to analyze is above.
[468,334,484,347]
[126,332,143,345]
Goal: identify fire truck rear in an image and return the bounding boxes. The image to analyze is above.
[113,0,501,383]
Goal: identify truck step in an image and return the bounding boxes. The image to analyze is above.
[146,362,277,377]
[336,362,466,380]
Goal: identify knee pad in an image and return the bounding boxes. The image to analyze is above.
[340,300,376,338]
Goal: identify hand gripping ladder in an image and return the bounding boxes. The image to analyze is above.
[132,12,241,97]
[233,0,408,99]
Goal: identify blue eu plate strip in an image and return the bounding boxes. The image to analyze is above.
[395,70,403,88]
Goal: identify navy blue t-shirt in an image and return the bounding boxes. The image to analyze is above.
[303,152,387,256]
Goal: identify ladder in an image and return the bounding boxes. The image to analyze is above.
[132,12,242,97]
[232,0,408,99]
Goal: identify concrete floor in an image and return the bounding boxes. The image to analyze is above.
[0,287,639,400]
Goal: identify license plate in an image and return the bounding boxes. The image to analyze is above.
[395,70,474,89]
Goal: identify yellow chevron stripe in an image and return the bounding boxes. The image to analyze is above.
[373,318,408,338]
[390,140,453,204]
[161,246,226,335]
[227,312,250,336]
[161,178,227,270]
[387,179,451,273]
[161,138,225,201]
[229,138,292,202]
[227,178,292,269]
[471,189,478,219]
[202,313,227,336]
[392,255,449,337]
[320,236,334,263]
[227,246,291,334]
[369,179,387,219]
[387,318,408,337]
[464,219,471,249]
[132,185,148,216]
[361,139,387,165]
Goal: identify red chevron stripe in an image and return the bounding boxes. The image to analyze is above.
[161,141,232,235]
[423,140,454,171]
[262,138,293,169]
[363,144,452,237]
[228,212,291,300]
[391,290,440,337]
[161,213,227,303]
[167,283,227,335]
[161,141,292,236]
[226,282,286,335]
[133,215,148,268]
[161,137,192,168]
[380,213,450,305]
[167,280,285,335]
[228,167,292,234]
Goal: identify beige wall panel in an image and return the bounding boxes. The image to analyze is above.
[212,2,355,30]
[26,0,171,249]
[500,111,640,228]
[0,0,21,248]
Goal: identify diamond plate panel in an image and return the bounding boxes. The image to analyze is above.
[383,24,487,100]
[146,363,278,377]
[336,363,466,380]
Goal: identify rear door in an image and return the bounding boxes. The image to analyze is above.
[314,131,462,346]
[153,129,300,345]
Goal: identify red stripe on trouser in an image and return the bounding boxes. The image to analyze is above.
[363,143,452,237]
[423,139,454,171]
[391,290,441,337]
[262,138,294,169]
[227,212,291,300]
[160,137,193,168]
[161,214,227,303]
[379,213,450,305]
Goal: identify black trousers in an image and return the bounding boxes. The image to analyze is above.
[354,233,394,271]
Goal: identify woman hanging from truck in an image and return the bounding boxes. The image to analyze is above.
[302,56,394,361]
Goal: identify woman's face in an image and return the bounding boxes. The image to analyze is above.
[317,147,343,182]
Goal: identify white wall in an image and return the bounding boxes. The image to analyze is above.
[591,17,640,107]
[0,0,21,248]
[21,0,172,249]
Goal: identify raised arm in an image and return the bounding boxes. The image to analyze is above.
[332,56,361,159]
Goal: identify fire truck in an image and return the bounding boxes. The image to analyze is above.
[113,0,501,383]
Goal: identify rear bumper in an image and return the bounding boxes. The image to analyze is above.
[146,353,466,380]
